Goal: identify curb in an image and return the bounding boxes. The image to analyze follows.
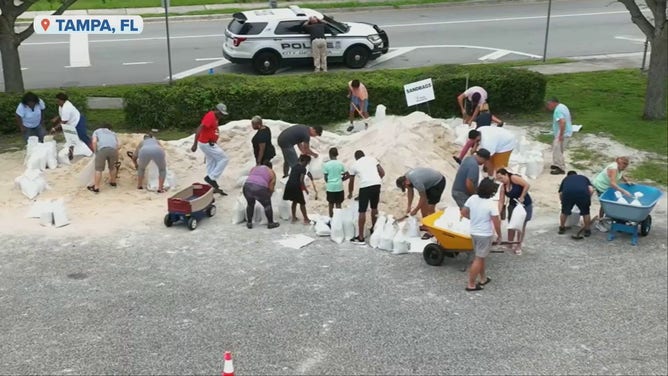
[16,0,554,25]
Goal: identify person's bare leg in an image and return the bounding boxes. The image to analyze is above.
[583,214,591,230]
[93,171,102,190]
[492,115,503,124]
[467,257,482,289]
[291,201,298,223]
[109,167,117,185]
[328,202,334,218]
[370,208,378,229]
[478,259,486,284]
[559,213,567,228]
[158,177,165,191]
[508,229,516,243]
[300,204,310,224]
[358,212,366,240]
[137,174,143,189]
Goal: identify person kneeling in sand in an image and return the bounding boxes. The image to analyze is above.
[460,178,501,292]
[243,161,280,229]
[283,154,313,224]
[128,134,168,193]
[88,124,120,193]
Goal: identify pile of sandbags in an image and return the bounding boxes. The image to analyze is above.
[24,136,58,171]
[27,199,70,228]
[433,207,471,236]
[231,193,270,225]
[367,214,422,254]
[14,169,49,199]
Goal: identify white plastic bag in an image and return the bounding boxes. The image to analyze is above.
[375,104,386,120]
[330,208,345,244]
[57,147,71,166]
[62,124,92,157]
[308,157,324,180]
[272,188,291,221]
[14,169,48,199]
[405,216,421,238]
[232,194,246,224]
[252,201,268,225]
[78,158,96,187]
[369,214,386,248]
[25,145,48,171]
[348,200,360,238]
[342,205,356,241]
[314,216,331,237]
[565,205,581,227]
[392,223,410,255]
[379,215,397,251]
[146,163,175,191]
[508,202,527,231]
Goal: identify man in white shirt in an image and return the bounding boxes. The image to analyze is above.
[467,126,517,177]
[346,150,385,244]
[51,92,92,159]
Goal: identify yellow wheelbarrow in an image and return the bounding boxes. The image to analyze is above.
[421,210,518,269]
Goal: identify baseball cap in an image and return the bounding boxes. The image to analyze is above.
[396,176,407,192]
[215,103,228,115]
[475,148,491,160]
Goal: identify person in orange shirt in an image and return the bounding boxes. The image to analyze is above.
[347,79,369,132]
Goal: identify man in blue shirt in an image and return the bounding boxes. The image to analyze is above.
[558,171,594,237]
[546,97,572,175]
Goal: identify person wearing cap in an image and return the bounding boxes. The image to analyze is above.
[451,149,491,208]
[277,124,323,178]
[191,103,229,195]
[467,126,517,177]
[457,86,504,126]
[302,16,327,73]
[396,168,446,238]
[546,97,572,175]
[558,170,594,237]
[129,133,168,192]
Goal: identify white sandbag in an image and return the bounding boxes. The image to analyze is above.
[375,104,386,120]
[614,191,623,199]
[236,175,248,189]
[434,207,471,236]
[62,124,92,157]
[15,169,48,199]
[45,140,58,169]
[146,163,175,192]
[508,202,527,231]
[25,144,48,171]
[232,194,246,224]
[330,208,345,244]
[314,216,331,237]
[308,157,324,180]
[26,136,39,146]
[369,214,386,248]
[342,205,356,241]
[378,215,397,251]
[391,222,410,255]
[278,200,291,221]
[78,158,96,187]
[630,199,642,206]
[251,201,269,225]
[28,200,51,218]
[51,199,70,228]
[271,188,291,221]
[634,192,644,198]
[239,161,255,177]
[405,216,421,238]
[616,197,627,204]
[565,205,581,228]
[57,147,71,166]
[348,200,360,238]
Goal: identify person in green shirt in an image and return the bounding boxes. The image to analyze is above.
[322,147,347,218]
[592,156,633,220]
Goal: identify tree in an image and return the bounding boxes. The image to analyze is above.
[0,0,78,93]
[618,0,667,120]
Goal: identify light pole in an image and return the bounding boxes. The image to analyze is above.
[162,0,174,84]
[542,0,552,62]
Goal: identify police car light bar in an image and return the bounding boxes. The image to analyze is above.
[288,5,306,16]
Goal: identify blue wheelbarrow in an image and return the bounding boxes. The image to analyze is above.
[599,184,663,246]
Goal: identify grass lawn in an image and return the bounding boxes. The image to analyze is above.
[26,0,463,11]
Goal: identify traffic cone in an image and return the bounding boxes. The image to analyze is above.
[221,351,234,376]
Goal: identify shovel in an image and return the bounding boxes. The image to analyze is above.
[347,97,371,132]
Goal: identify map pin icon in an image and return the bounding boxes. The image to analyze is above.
[41,18,50,31]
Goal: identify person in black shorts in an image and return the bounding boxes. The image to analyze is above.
[396,167,446,239]
[558,170,595,237]
[283,154,312,225]
[347,150,385,244]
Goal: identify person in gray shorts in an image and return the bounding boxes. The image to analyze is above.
[451,148,491,208]
[129,134,168,192]
[276,124,323,178]
[88,124,120,193]
[460,179,501,292]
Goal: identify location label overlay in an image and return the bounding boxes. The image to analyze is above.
[34,15,144,34]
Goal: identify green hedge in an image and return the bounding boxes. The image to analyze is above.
[124,65,546,130]
[0,90,89,134]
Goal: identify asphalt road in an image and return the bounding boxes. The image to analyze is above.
[5,0,648,89]
[1,216,667,374]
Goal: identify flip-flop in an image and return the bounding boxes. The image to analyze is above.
[571,234,584,240]
[421,233,433,240]
[480,277,491,286]
[126,151,134,158]
[465,284,483,292]
[87,185,99,193]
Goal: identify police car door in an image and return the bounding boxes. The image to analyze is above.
[324,23,343,57]
[274,20,310,59]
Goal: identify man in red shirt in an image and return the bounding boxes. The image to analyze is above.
[191,103,229,195]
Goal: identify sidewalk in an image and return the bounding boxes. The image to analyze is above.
[523,52,646,75]
[19,0,545,19]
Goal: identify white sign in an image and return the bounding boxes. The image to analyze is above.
[33,16,144,34]
[403,78,435,107]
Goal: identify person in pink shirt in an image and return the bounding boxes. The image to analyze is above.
[457,86,504,126]
[347,79,369,132]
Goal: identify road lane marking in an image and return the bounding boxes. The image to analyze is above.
[569,51,645,60]
[380,10,638,28]
[169,59,231,80]
[615,36,646,44]
[123,61,153,65]
[478,50,511,61]
[69,33,90,68]
[22,10,643,47]
[21,68,28,71]
[367,47,416,67]
[195,57,225,61]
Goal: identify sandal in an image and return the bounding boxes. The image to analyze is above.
[87,185,99,193]
[156,189,166,193]
[421,233,433,240]
[126,151,134,158]
[109,182,117,187]
[479,277,491,286]
[137,186,143,190]
[465,284,483,292]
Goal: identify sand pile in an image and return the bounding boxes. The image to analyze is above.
[0,111,561,237]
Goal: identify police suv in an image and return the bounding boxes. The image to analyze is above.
[222,6,389,74]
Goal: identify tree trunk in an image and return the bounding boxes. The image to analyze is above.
[644,26,667,120]
[0,14,23,93]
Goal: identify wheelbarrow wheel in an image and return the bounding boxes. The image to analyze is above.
[640,215,651,236]
[164,214,173,227]
[207,204,216,217]
[187,217,198,231]
[423,243,445,266]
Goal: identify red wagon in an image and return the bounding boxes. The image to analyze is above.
[164,183,216,230]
